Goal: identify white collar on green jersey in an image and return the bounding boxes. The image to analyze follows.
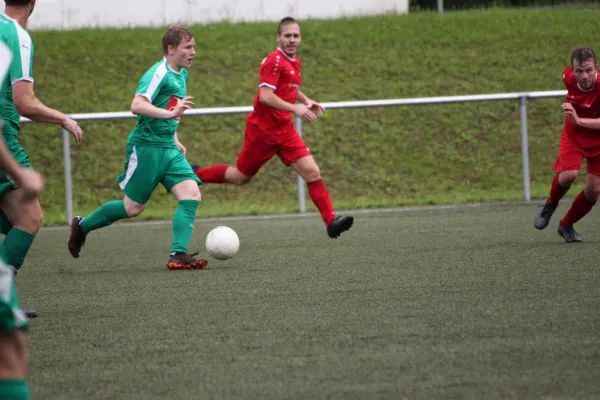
[163,58,182,75]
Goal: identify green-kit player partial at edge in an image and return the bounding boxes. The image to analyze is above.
[0,41,45,400]
[68,24,209,270]
[1,0,83,319]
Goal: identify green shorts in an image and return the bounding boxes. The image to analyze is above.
[116,144,201,204]
[0,251,28,333]
[0,135,31,197]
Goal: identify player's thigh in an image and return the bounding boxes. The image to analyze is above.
[161,149,201,201]
[0,135,38,221]
[116,145,163,205]
[235,123,278,177]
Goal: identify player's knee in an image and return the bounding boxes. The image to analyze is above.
[188,189,202,202]
[302,166,321,183]
[559,171,578,185]
[229,171,252,185]
[11,200,42,233]
[125,203,145,218]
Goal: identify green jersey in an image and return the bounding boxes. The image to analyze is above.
[128,59,188,148]
[0,14,34,137]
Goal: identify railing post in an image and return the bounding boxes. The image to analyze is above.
[519,96,531,202]
[63,128,74,224]
[295,115,307,214]
[437,0,444,14]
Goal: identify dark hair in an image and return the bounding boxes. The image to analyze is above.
[571,46,597,68]
[277,17,299,34]
[4,0,33,5]
[162,24,194,55]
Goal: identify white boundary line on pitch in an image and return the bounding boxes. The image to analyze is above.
[41,200,548,232]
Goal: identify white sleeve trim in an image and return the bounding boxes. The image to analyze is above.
[135,93,153,102]
[11,77,34,85]
[259,83,276,90]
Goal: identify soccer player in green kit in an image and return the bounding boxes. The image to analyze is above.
[1,0,83,319]
[0,41,45,400]
[68,24,209,270]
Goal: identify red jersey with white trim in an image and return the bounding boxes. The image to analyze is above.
[247,48,302,131]
[562,66,600,148]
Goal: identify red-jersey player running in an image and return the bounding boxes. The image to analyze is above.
[191,17,353,239]
[534,47,600,242]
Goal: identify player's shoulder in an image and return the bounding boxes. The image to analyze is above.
[141,59,168,79]
[0,15,32,46]
[260,49,281,65]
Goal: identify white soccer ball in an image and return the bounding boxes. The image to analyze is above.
[205,226,240,260]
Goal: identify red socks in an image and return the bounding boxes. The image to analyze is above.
[548,174,571,205]
[561,191,597,226]
[307,179,335,226]
[195,164,228,183]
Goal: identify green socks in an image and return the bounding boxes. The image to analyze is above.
[81,200,129,234]
[2,228,35,273]
[0,379,30,400]
[171,200,200,253]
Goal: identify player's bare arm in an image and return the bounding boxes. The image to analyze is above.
[131,95,193,120]
[259,86,316,122]
[562,102,600,130]
[12,81,83,144]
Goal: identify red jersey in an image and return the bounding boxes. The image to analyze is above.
[246,48,302,131]
[562,67,600,148]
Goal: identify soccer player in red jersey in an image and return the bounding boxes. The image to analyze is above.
[534,47,600,242]
[191,17,353,239]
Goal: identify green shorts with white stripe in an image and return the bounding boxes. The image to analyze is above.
[116,144,201,204]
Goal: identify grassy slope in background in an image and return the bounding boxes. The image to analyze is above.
[21,8,595,225]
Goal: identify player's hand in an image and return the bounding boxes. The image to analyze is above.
[304,99,325,118]
[294,104,317,123]
[62,118,83,144]
[169,96,194,119]
[562,102,580,125]
[13,168,44,198]
[176,141,187,156]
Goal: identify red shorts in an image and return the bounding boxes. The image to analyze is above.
[553,133,600,176]
[235,122,311,177]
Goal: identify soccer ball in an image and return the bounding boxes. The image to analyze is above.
[205,226,240,260]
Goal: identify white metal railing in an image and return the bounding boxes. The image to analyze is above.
[21,90,568,223]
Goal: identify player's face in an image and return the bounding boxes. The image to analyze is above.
[277,23,301,57]
[573,59,598,90]
[172,36,196,69]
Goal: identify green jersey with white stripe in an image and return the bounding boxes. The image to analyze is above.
[128,59,188,148]
[0,13,34,137]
